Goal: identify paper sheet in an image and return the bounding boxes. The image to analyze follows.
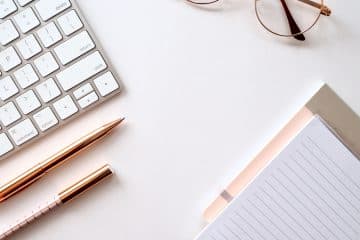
[196,117,360,240]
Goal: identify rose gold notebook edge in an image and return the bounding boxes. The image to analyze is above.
[203,84,360,222]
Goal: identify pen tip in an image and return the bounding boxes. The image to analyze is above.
[105,117,125,131]
[113,117,125,126]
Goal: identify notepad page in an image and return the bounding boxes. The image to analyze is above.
[197,117,360,240]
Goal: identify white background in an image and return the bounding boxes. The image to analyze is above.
[1,0,360,239]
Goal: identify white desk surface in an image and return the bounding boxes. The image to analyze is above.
[1,0,360,239]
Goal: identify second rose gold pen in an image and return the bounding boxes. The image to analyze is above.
[0,164,113,239]
[0,118,124,203]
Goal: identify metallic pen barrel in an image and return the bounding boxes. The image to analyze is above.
[59,164,113,203]
[0,165,113,239]
[0,118,123,203]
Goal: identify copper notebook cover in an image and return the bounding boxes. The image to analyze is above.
[204,84,360,222]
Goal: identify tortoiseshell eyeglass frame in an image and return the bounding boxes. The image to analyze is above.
[185,0,331,41]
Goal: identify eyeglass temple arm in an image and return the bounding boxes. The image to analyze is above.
[280,0,305,41]
[298,0,331,16]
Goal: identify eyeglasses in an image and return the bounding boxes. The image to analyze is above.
[185,0,331,41]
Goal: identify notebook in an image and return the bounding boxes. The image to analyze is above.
[203,84,360,222]
[196,116,360,240]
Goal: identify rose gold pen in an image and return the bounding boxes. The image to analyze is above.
[0,164,113,239]
[0,118,124,203]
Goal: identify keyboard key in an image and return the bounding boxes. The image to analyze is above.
[73,83,93,100]
[57,10,83,36]
[0,20,19,45]
[0,0,17,19]
[0,102,21,126]
[33,107,58,131]
[14,8,40,33]
[56,51,107,91]
[0,46,21,71]
[17,0,33,7]
[35,0,71,21]
[0,76,18,100]
[8,118,38,145]
[16,90,41,114]
[94,72,119,97]
[16,34,42,60]
[78,92,98,109]
[0,133,13,157]
[14,64,39,89]
[36,22,62,48]
[34,52,59,77]
[53,95,78,120]
[36,78,61,103]
[54,31,95,65]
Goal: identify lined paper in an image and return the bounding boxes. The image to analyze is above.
[197,117,360,240]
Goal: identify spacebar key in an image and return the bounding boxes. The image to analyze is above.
[56,51,107,91]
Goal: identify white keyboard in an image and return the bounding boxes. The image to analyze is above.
[0,0,122,160]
